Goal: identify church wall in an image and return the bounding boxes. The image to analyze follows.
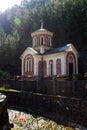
[22,59,24,76]
[43,52,66,76]
[66,45,79,75]
[21,51,42,77]
[33,55,42,76]
[32,34,52,47]
[66,51,76,76]
[73,52,78,74]
[76,56,78,74]
[21,49,78,78]
[61,56,67,75]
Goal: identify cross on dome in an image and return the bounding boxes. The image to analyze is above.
[41,19,44,29]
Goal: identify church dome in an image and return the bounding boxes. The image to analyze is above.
[31,20,53,37]
[31,20,53,54]
[31,27,53,37]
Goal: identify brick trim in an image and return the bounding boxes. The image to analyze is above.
[24,54,34,77]
[66,51,76,76]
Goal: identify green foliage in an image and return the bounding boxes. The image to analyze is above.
[0,85,10,90]
[0,0,87,75]
[0,26,6,43]
[0,69,10,79]
[0,85,16,91]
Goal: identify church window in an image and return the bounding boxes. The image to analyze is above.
[29,59,32,72]
[40,36,44,45]
[49,60,54,76]
[69,56,73,63]
[68,55,74,76]
[25,58,32,72]
[26,60,28,72]
[66,52,76,77]
[33,37,37,46]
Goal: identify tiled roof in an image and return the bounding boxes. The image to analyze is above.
[44,45,68,54]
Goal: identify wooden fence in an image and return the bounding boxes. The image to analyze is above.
[0,78,87,98]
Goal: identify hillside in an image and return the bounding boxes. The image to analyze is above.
[0,0,87,76]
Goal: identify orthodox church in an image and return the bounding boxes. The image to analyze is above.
[20,21,79,79]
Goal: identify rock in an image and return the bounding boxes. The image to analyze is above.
[10,123,14,128]
[0,93,10,130]
[8,109,82,130]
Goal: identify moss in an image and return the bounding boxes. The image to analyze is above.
[0,85,16,92]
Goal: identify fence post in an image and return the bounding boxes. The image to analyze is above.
[53,76,56,95]
[21,76,24,92]
[13,76,16,89]
[36,76,40,93]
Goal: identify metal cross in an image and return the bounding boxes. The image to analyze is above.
[41,19,44,29]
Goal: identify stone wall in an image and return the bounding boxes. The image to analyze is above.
[1,91,87,126]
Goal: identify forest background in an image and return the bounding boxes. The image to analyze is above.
[0,0,87,78]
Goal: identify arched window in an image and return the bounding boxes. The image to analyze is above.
[66,52,76,77]
[25,59,32,72]
[40,36,44,45]
[68,56,74,76]
[26,60,28,72]
[49,60,54,76]
[24,55,34,73]
[56,59,61,75]
[69,56,73,63]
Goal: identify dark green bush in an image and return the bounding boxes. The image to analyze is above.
[0,69,11,79]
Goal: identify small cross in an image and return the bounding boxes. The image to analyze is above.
[41,19,44,29]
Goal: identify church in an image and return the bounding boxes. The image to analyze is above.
[20,21,79,80]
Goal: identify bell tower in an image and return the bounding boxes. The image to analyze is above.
[31,20,53,54]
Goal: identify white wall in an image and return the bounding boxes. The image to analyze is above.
[33,55,42,76]
[43,52,66,76]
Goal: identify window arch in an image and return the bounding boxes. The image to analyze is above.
[66,52,76,76]
[68,55,74,76]
[24,54,34,75]
[69,56,73,63]
[56,59,61,75]
[26,59,32,72]
[49,60,54,76]
[40,36,44,45]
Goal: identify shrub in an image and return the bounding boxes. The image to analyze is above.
[0,69,10,79]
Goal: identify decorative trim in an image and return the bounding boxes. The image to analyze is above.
[66,51,76,76]
[24,54,34,77]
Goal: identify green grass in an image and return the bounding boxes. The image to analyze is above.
[0,86,16,92]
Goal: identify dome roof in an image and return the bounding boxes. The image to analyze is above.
[31,20,53,37]
[31,27,53,37]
